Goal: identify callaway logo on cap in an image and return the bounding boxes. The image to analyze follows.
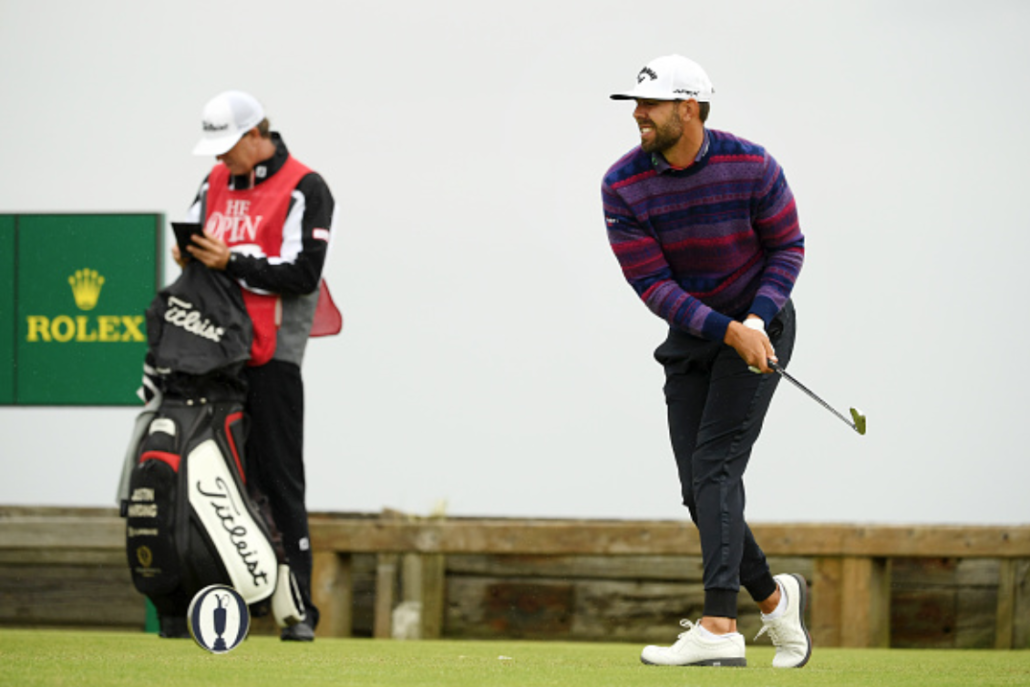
[192,90,265,157]
[610,54,715,102]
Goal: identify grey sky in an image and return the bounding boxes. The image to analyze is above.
[2,1,1028,525]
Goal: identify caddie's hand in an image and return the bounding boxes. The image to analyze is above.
[724,317,777,374]
[171,244,189,268]
[186,231,231,270]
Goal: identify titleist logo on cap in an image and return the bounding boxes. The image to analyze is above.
[203,121,229,132]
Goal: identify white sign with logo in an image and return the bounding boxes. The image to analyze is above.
[188,584,250,654]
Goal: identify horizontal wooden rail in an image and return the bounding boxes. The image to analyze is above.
[306,519,1030,558]
[2,508,1029,558]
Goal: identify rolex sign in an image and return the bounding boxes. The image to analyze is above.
[1,214,161,405]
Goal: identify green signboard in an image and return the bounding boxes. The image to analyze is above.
[2,214,162,405]
[0,216,14,404]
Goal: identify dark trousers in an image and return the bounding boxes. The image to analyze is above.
[243,360,319,629]
[655,301,796,619]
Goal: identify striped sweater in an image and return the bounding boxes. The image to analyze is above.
[602,129,804,342]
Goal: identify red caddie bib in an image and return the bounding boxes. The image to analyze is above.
[203,156,311,366]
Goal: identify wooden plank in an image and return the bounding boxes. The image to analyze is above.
[0,549,127,566]
[955,587,998,649]
[570,579,704,642]
[446,554,812,583]
[312,551,352,638]
[4,509,1030,559]
[894,557,998,586]
[891,588,956,649]
[571,578,770,642]
[889,558,1000,649]
[310,518,701,555]
[857,527,1030,558]
[401,553,422,603]
[388,553,439,640]
[812,557,842,647]
[420,554,445,640]
[444,577,574,640]
[350,553,377,637]
[446,554,705,581]
[0,506,119,518]
[307,520,1030,557]
[1015,559,1030,649]
[996,558,1016,649]
[0,516,125,549]
[0,564,142,627]
[891,558,957,649]
[956,558,1001,587]
[247,613,279,636]
[444,576,769,643]
[840,557,869,647]
[870,558,891,648]
[373,553,397,639]
[891,557,958,590]
[839,557,889,647]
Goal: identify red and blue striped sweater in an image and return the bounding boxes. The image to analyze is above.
[602,129,804,342]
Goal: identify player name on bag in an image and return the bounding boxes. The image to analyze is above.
[126,503,158,518]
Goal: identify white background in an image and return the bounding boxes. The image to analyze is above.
[2,1,1028,525]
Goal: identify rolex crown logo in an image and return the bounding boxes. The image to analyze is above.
[68,268,105,311]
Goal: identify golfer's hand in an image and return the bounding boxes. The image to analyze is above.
[186,232,231,270]
[724,319,777,374]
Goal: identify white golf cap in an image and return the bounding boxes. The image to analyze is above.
[191,90,265,156]
[610,54,714,102]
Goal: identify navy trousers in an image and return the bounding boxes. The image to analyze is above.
[655,300,796,619]
[243,360,319,629]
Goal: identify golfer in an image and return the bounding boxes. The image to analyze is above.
[602,54,811,668]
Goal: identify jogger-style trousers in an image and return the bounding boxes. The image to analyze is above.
[243,360,319,629]
[655,300,796,619]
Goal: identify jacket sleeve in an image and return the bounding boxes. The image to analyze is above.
[184,176,209,223]
[225,172,336,296]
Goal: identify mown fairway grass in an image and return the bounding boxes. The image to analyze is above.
[1,629,1028,687]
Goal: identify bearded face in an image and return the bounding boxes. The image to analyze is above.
[635,100,686,154]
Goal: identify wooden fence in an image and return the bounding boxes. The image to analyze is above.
[1,506,1028,648]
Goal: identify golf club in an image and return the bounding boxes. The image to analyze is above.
[769,361,866,435]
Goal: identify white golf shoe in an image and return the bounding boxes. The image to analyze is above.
[755,573,813,668]
[640,619,746,667]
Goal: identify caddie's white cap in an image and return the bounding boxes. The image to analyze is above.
[191,90,265,156]
[610,54,715,102]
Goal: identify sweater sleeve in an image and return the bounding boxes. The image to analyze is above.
[225,172,335,296]
[603,178,732,341]
[747,153,805,325]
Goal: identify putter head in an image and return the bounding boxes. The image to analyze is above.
[850,407,867,435]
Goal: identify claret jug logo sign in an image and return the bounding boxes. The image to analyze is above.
[24,268,146,343]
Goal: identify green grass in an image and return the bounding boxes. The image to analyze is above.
[0,629,1028,687]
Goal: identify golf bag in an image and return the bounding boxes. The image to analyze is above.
[119,261,305,629]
